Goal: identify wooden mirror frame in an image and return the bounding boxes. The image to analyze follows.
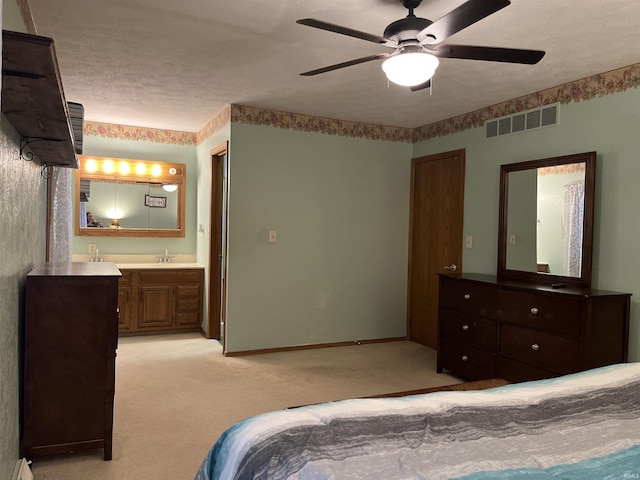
[497,151,596,288]
[75,155,186,238]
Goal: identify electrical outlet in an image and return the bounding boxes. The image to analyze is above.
[268,230,277,243]
[88,243,97,254]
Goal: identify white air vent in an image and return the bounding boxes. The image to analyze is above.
[67,102,84,154]
[485,103,559,139]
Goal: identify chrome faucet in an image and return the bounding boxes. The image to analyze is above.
[159,249,172,263]
[90,248,103,262]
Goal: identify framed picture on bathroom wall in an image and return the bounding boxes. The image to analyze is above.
[145,194,166,208]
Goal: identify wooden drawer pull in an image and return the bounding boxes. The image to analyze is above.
[462,324,469,331]
[461,355,469,362]
[531,343,540,351]
[530,307,539,315]
[464,294,471,300]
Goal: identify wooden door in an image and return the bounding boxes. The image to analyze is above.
[408,149,465,348]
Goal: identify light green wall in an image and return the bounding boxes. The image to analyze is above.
[224,123,412,352]
[413,87,640,361]
[72,135,198,256]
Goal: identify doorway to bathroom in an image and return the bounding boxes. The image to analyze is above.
[206,142,228,350]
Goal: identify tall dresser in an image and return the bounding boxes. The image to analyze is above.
[437,273,631,383]
[22,262,121,460]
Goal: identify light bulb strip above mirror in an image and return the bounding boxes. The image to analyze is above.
[75,155,186,238]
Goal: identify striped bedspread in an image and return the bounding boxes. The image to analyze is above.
[195,363,640,479]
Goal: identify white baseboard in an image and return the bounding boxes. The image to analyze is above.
[12,458,33,480]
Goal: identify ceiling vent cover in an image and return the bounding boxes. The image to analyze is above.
[67,102,84,154]
[485,103,559,139]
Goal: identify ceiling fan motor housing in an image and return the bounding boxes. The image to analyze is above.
[383,17,433,43]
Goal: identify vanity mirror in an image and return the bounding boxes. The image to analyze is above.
[75,155,186,237]
[497,151,596,288]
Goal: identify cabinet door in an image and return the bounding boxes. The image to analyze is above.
[138,285,174,328]
[118,287,131,331]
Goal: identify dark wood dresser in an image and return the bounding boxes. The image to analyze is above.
[437,273,631,383]
[22,262,121,460]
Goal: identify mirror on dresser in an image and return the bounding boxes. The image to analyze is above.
[75,155,186,238]
[497,151,596,288]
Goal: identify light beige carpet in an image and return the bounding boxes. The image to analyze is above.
[30,333,460,480]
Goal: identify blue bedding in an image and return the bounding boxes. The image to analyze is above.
[195,363,640,479]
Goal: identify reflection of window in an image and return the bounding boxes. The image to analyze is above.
[562,181,585,277]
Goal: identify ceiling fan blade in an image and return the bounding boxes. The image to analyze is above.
[418,0,511,45]
[431,44,545,64]
[300,53,389,76]
[410,79,431,92]
[297,19,396,46]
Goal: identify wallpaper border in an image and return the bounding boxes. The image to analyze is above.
[83,62,640,146]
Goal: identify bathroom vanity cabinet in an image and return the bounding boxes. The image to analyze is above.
[117,266,204,334]
[22,262,121,460]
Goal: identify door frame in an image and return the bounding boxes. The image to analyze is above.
[206,141,229,349]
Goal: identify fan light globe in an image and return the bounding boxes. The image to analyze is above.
[382,52,439,87]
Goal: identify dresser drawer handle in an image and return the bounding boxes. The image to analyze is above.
[464,294,471,300]
[462,324,469,331]
[461,355,469,362]
[530,307,539,315]
[531,343,540,351]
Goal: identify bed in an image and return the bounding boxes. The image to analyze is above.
[195,362,640,479]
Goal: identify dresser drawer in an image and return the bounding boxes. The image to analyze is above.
[499,324,579,374]
[500,289,582,336]
[440,310,496,351]
[439,277,498,318]
[439,337,496,381]
[497,356,556,383]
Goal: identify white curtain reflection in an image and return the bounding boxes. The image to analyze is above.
[48,167,73,261]
[562,181,585,277]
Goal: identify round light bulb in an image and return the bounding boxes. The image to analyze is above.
[382,52,439,87]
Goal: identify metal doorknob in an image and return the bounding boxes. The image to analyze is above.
[444,264,457,271]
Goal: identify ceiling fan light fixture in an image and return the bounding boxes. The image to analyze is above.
[382,51,439,87]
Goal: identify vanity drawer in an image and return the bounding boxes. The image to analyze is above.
[439,337,496,381]
[500,289,582,336]
[138,269,203,285]
[440,310,496,351]
[175,312,200,326]
[176,298,199,312]
[499,324,579,374]
[176,284,200,298]
[439,276,498,318]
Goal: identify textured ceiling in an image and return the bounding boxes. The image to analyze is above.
[27,0,640,132]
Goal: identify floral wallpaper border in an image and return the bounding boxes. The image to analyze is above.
[413,62,640,143]
[84,121,198,146]
[83,61,640,146]
[230,105,414,143]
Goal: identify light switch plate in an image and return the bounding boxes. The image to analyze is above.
[268,230,277,243]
